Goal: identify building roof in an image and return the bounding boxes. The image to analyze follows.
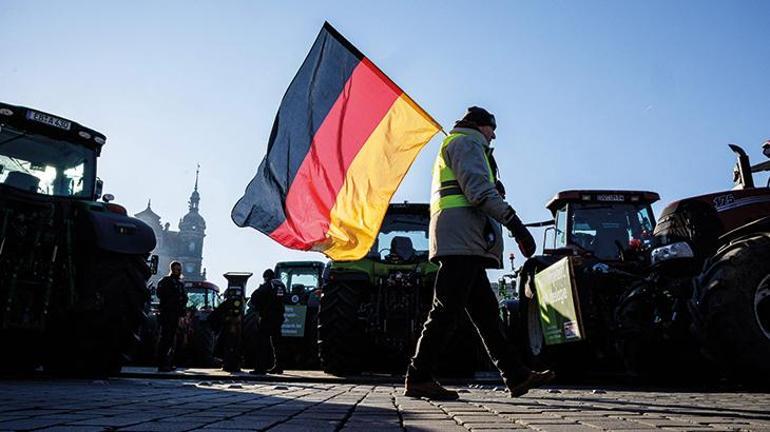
[135,200,161,223]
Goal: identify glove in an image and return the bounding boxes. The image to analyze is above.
[504,208,536,258]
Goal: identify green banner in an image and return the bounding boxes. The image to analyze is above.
[534,257,584,345]
[281,305,307,337]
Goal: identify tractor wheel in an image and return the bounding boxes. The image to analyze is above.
[613,282,659,377]
[518,290,548,369]
[241,308,259,369]
[693,233,770,381]
[188,317,217,367]
[134,311,158,366]
[44,253,149,376]
[317,280,363,376]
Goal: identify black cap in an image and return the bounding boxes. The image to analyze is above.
[263,269,275,280]
[461,106,496,130]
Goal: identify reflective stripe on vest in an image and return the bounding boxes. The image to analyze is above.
[430,132,496,215]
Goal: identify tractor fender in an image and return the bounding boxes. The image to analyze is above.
[87,211,157,254]
[718,215,770,244]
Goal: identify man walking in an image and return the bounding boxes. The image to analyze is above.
[156,261,187,372]
[249,269,286,374]
[405,106,554,400]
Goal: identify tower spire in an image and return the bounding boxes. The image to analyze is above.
[194,163,200,193]
[189,164,201,212]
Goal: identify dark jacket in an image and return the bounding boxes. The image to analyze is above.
[248,279,286,325]
[157,275,187,318]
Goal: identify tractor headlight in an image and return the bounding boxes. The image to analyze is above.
[650,241,694,265]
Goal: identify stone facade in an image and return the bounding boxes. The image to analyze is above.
[135,168,206,287]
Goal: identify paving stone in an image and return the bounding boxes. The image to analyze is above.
[530,425,601,432]
[402,419,467,431]
[36,427,108,432]
[202,416,283,429]
[579,419,656,429]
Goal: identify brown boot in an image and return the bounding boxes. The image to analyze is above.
[506,370,555,397]
[404,380,459,400]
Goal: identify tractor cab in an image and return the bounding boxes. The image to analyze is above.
[184,280,221,311]
[0,102,105,199]
[542,190,660,261]
[275,261,324,307]
[367,203,430,264]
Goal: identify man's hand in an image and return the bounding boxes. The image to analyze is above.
[504,208,537,258]
[495,180,506,199]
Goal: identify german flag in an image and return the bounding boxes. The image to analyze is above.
[232,22,441,260]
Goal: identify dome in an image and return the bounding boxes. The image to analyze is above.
[180,210,206,232]
[135,200,162,228]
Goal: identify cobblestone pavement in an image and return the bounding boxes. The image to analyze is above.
[0,378,768,432]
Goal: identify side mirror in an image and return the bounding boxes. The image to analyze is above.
[94,178,103,200]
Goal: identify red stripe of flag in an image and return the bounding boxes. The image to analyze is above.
[269,58,402,249]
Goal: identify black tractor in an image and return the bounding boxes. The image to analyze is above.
[317,202,481,376]
[0,102,156,375]
[508,190,661,376]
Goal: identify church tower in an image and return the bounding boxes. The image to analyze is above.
[178,165,206,280]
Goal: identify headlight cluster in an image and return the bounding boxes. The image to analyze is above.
[650,241,694,265]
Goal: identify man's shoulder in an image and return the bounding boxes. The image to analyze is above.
[450,128,486,145]
[447,130,485,152]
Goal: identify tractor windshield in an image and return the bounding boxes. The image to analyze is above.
[277,266,321,296]
[370,211,429,262]
[186,287,219,310]
[562,203,655,260]
[0,124,96,197]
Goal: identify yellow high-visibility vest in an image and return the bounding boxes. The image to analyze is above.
[430,132,496,215]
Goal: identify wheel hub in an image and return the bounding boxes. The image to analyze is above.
[754,275,770,341]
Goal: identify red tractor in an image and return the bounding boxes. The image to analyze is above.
[652,144,770,379]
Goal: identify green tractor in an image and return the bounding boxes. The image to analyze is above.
[317,202,481,376]
[0,102,156,375]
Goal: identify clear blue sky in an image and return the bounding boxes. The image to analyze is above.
[2,1,770,291]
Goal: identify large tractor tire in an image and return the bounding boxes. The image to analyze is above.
[133,311,158,366]
[241,308,259,369]
[187,316,217,367]
[317,281,363,376]
[518,290,548,369]
[43,253,149,376]
[693,233,770,381]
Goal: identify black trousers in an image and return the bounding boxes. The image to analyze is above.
[407,256,530,384]
[157,314,180,368]
[255,320,282,371]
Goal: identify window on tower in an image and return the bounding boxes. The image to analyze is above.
[189,241,195,252]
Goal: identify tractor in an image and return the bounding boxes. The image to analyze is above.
[0,101,156,375]
[242,261,324,369]
[512,143,770,381]
[650,143,770,380]
[508,190,661,376]
[317,202,482,376]
[176,280,221,367]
